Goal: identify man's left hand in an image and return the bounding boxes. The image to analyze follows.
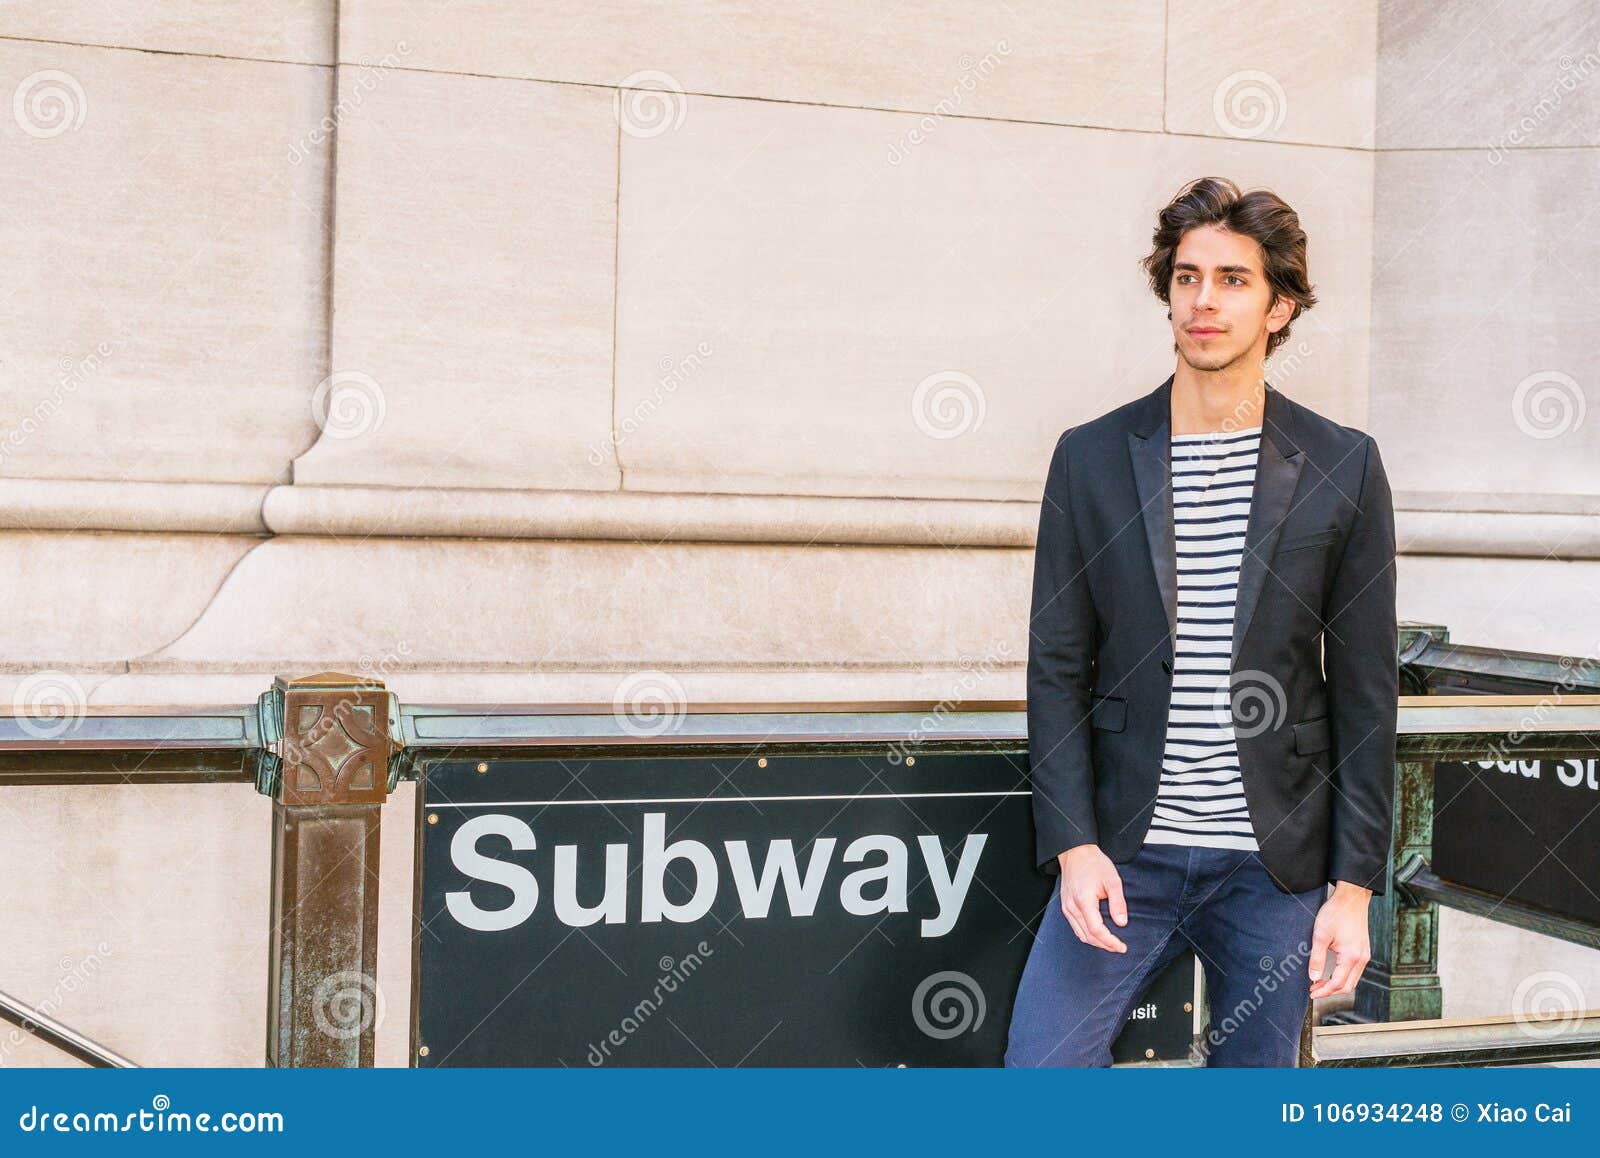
[1308,882,1373,999]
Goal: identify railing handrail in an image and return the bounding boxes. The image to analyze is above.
[0,987,138,1068]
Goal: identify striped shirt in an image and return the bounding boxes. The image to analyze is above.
[1143,425,1263,852]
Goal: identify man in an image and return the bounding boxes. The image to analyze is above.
[1004,177,1398,1068]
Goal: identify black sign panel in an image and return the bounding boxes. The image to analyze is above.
[1434,757,1600,925]
[415,749,1196,1067]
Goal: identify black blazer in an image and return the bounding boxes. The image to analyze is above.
[1026,374,1397,896]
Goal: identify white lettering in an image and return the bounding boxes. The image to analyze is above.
[641,813,717,924]
[446,815,539,931]
[725,837,837,918]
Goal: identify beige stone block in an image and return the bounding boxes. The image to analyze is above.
[1396,553,1600,657]
[292,68,618,491]
[0,2,334,64]
[615,96,1373,499]
[1166,0,1378,148]
[0,783,268,1066]
[137,536,1031,675]
[1370,148,1600,499]
[1378,0,1600,149]
[339,0,1165,130]
[0,531,257,668]
[0,40,330,484]
[1439,910,1600,1024]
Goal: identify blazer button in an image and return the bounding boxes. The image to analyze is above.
[1161,659,1172,674]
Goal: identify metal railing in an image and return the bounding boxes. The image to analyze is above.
[2,625,1598,1067]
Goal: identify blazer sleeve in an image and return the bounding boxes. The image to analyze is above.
[1027,429,1100,874]
[1322,434,1399,895]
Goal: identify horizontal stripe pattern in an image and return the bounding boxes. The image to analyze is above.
[1144,425,1263,853]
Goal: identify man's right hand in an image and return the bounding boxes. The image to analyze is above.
[1057,844,1128,953]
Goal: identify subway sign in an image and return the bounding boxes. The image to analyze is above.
[413,749,1196,1067]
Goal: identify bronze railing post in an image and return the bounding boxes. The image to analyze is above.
[262,672,395,1067]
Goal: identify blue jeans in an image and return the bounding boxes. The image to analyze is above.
[1004,842,1326,1067]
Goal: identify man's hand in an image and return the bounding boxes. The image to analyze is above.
[1308,881,1373,999]
[1057,844,1128,953]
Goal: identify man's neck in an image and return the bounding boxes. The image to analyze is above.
[1170,368,1266,435]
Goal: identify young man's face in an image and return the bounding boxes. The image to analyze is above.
[1167,224,1289,374]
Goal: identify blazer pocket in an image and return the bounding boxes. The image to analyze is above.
[1089,693,1127,732]
[1293,715,1331,755]
[1277,528,1339,554]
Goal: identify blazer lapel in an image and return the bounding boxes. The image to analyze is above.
[1127,375,1305,671]
[1129,377,1178,649]
[1231,384,1305,666]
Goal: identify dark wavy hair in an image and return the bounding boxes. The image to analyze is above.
[1140,176,1316,358]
